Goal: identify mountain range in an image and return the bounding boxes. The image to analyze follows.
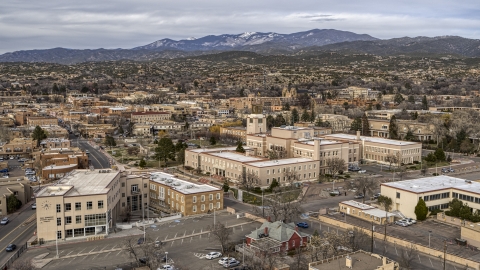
[0,29,479,64]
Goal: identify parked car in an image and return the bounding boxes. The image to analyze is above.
[449,169,455,173]
[223,260,241,268]
[354,194,364,199]
[158,265,175,270]
[330,190,340,196]
[5,244,16,252]
[138,257,148,264]
[395,220,408,227]
[296,222,309,228]
[400,219,413,225]
[25,171,36,176]
[1,217,9,225]
[0,168,8,173]
[137,237,144,245]
[219,257,236,265]
[358,170,367,173]
[406,218,416,224]
[32,203,36,210]
[373,193,381,199]
[85,150,90,154]
[206,252,222,259]
[154,240,163,247]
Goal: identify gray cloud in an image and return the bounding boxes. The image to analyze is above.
[0,0,479,54]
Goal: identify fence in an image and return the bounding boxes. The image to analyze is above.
[0,242,28,269]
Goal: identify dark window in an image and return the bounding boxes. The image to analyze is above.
[57,218,61,226]
[65,216,72,224]
[98,200,104,209]
[87,201,92,210]
[56,204,61,213]
[396,192,400,199]
[75,202,81,210]
[65,203,71,211]
[76,215,81,224]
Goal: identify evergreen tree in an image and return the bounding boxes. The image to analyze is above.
[282,102,290,111]
[310,110,316,122]
[301,110,310,122]
[291,108,299,123]
[407,95,415,103]
[104,135,116,147]
[209,136,217,145]
[7,194,22,213]
[52,83,59,93]
[394,93,405,104]
[155,137,176,165]
[315,118,324,127]
[434,148,446,161]
[139,158,147,169]
[274,114,286,127]
[222,181,230,192]
[350,117,362,131]
[235,141,245,153]
[118,126,124,135]
[361,113,370,136]
[414,198,428,221]
[32,126,47,147]
[266,115,275,130]
[388,115,399,139]
[404,130,415,141]
[422,95,428,110]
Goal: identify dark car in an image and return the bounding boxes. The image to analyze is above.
[6,244,16,252]
[0,168,8,173]
[137,237,144,245]
[297,222,309,228]
[138,257,148,264]
[354,193,364,199]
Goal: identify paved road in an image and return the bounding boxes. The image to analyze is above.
[75,139,111,169]
[0,201,37,268]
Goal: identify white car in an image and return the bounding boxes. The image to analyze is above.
[206,251,222,259]
[0,217,9,225]
[218,257,236,265]
[158,265,174,270]
[358,170,367,173]
[400,219,413,226]
[25,171,35,176]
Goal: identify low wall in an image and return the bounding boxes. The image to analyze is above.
[157,213,182,223]
[226,207,236,214]
[318,215,480,270]
[116,224,133,230]
[245,213,267,224]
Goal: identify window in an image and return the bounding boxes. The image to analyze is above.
[57,217,61,226]
[65,216,72,224]
[98,200,104,209]
[84,214,107,226]
[216,193,220,200]
[209,203,213,210]
[193,196,197,203]
[201,204,205,211]
[217,202,220,209]
[57,231,62,239]
[131,185,138,192]
[144,183,147,188]
[121,182,125,187]
[144,193,147,198]
[56,204,61,213]
[65,203,71,211]
[122,193,125,197]
[76,215,82,224]
[87,201,93,210]
[396,192,400,199]
[75,202,81,210]
[201,195,205,202]
[193,205,197,212]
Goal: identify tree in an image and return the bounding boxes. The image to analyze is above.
[222,180,230,192]
[414,198,428,221]
[388,115,399,139]
[408,95,415,103]
[155,137,176,165]
[350,117,362,131]
[298,93,311,109]
[209,136,217,145]
[404,130,415,141]
[301,110,310,122]
[266,115,275,130]
[399,244,418,270]
[123,236,164,269]
[177,148,186,167]
[32,125,47,147]
[235,141,245,153]
[434,148,446,162]
[10,259,35,270]
[138,158,146,169]
[52,83,59,93]
[274,114,286,127]
[460,139,474,154]
[377,195,393,241]
[7,194,22,213]
[424,152,437,163]
[104,135,116,147]
[208,222,231,254]
[118,125,124,135]
[346,177,378,204]
[325,157,346,178]
[422,95,428,110]
[237,171,259,191]
[394,93,405,104]
[315,117,324,127]
[282,102,290,111]
[361,113,370,136]
[291,108,299,123]
[385,153,399,170]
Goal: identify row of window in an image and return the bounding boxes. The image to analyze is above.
[58,201,104,212]
[428,204,449,211]
[452,192,480,204]
[56,214,106,226]
[192,202,221,212]
[423,192,450,202]
[267,164,316,175]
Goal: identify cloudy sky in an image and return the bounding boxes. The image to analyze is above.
[1,0,479,54]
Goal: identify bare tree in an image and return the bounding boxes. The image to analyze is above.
[10,259,35,270]
[399,244,418,270]
[325,157,346,177]
[290,246,309,270]
[345,177,378,203]
[385,153,399,170]
[237,171,259,191]
[284,170,300,187]
[267,147,287,160]
[123,236,165,269]
[208,222,231,254]
[396,166,407,181]
[257,189,304,223]
[348,227,371,252]
[377,195,393,241]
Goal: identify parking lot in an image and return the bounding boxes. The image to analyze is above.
[0,159,30,182]
[22,211,261,270]
[328,212,480,262]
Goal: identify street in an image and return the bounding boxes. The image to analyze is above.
[71,136,111,169]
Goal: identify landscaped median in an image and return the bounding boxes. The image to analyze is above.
[316,214,480,270]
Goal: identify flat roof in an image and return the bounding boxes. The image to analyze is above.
[150,172,220,194]
[188,147,238,153]
[302,139,341,146]
[310,251,392,270]
[37,169,119,197]
[246,157,314,168]
[340,200,374,210]
[381,175,480,194]
[325,133,419,146]
[208,152,262,163]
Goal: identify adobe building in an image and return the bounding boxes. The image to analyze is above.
[0,181,33,217]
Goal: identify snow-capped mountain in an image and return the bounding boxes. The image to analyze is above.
[133,29,377,51]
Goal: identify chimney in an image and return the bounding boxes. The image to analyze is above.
[356,130,361,141]
[264,226,269,235]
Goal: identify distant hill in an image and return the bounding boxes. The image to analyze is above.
[0,29,479,64]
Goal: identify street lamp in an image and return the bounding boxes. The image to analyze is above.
[242,238,245,266]
[165,251,168,264]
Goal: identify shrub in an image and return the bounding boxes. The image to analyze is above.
[414,198,428,221]
[287,250,296,256]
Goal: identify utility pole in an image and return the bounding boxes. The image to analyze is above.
[371,221,374,253]
[443,240,447,270]
[262,189,265,218]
